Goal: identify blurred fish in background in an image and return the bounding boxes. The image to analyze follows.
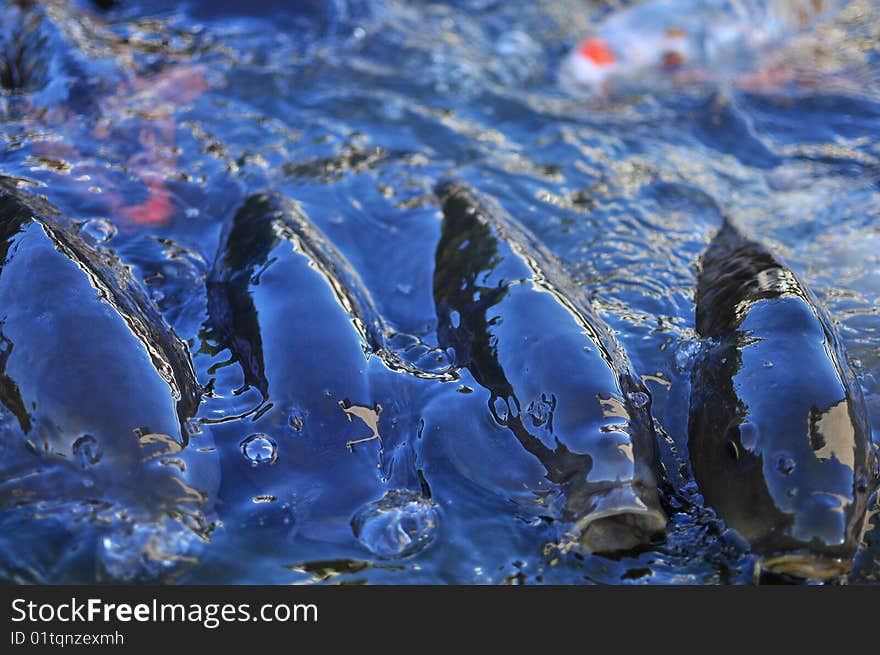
[559,0,863,97]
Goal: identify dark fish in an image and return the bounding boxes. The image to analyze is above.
[205,192,454,421]
[431,181,666,553]
[204,192,434,549]
[0,179,216,582]
[690,220,877,579]
[203,194,279,416]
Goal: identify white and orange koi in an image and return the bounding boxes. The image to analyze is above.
[560,0,842,95]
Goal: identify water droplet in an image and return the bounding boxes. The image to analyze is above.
[456,385,473,394]
[396,283,413,295]
[491,396,510,423]
[776,456,796,475]
[627,391,649,409]
[507,395,519,419]
[79,218,116,244]
[763,360,774,368]
[72,435,102,467]
[739,422,759,451]
[351,490,439,558]
[241,434,277,466]
[449,310,461,329]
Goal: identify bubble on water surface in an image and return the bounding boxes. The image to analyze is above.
[491,396,510,423]
[627,391,650,408]
[78,218,117,244]
[675,340,701,371]
[351,490,439,559]
[240,433,277,466]
[527,394,554,427]
[739,423,759,451]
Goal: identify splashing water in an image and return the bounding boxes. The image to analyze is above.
[1,0,879,584]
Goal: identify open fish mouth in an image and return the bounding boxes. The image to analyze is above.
[565,484,667,554]
[761,554,851,580]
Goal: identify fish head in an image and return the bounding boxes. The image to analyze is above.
[566,481,668,554]
[690,313,874,580]
[556,393,667,555]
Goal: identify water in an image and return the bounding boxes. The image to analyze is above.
[1,0,879,584]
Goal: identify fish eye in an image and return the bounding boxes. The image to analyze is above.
[727,440,740,461]
[724,423,742,461]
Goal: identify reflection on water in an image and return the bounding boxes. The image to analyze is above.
[0,0,879,583]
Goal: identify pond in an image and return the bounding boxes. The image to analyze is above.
[1,0,879,584]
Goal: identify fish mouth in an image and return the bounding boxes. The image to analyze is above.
[761,554,851,581]
[566,484,667,554]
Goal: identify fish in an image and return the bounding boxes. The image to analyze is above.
[205,192,455,420]
[0,178,217,582]
[430,181,666,554]
[203,192,436,553]
[560,0,841,95]
[203,193,279,417]
[689,219,878,580]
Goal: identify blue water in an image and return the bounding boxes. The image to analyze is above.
[1,0,880,584]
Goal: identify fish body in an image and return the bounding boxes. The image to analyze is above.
[205,193,430,551]
[431,181,666,553]
[689,220,876,579]
[0,180,216,582]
